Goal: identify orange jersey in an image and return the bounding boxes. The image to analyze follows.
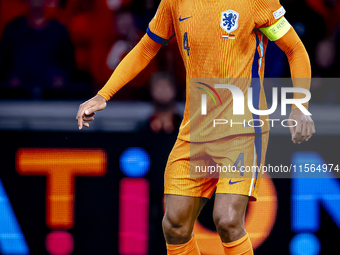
[147,0,285,142]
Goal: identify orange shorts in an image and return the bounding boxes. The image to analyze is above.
[164,132,269,201]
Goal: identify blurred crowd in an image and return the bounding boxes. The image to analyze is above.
[0,0,184,100]
[0,0,340,102]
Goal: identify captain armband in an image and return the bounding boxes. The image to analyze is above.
[259,17,291,41]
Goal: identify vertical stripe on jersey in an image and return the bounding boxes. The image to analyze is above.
[258,34,264,76]
[249,134,262,196]
[253,134,262,190]
[250,31,263,134]
[249,144,257,196]
[249,31,264,196]
[250,80,262,134]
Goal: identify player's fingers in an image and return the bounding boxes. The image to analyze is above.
[306,119,316,141]
[301,120,308,142]
[85,102,106,116]
[77,96,106,130]
[305,122,311,141]
[305,128,312,142]
[295,118,302,134]
[287,120,295,135]
[76,105,81,121]
[85,112,96,118]
[292,121,302,143]
[83,117,94,122]
[294,127,305,143]
[78,115,84,129]
[287,119,296,141]
[293,122,303,144]
[83,111,95,122]
[311,120,316,134]
[76,104,86,130]
[83,122,89,128]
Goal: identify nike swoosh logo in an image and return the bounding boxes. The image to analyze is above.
[179,16,192,22]
[229,179,245,185]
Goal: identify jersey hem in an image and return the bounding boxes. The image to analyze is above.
[177,129,270,143]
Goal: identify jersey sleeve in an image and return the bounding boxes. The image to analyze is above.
[253,0,285,28]
[147,0,175,45]
[253,0,292,41]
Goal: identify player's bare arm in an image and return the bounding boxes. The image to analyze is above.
[264,21,316,144]
[76,34,161,130]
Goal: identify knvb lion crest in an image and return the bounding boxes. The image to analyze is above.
[220,10,239,33]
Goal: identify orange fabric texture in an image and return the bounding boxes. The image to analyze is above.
[164,132,269,201]
[222,233,253,255]
[275,27,311,110]
[97,0,311,141]
[97,34,161,101]
[148,0,284,142]
[166,235,201,255]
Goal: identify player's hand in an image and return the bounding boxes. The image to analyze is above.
[76,95,107,130]
[287,108,316,144]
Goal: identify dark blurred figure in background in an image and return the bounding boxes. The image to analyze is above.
[1,0,340,102]
[0,0,78,99]
[131,0,159,31]
[145,72,182,134]
[140,70,183,254]
[64,0,115,86]
[0,0,29,38]
[302,0,340,102]
[305,0,340,36]
[106,11,141,71]
[273,0,327,77]
[104,9,158,100]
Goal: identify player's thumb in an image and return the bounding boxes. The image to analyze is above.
[85,105,100,115]
[85,100,106,115]
[85,107,95,115]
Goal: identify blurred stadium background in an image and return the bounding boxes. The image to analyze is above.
[0,0,340,254]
